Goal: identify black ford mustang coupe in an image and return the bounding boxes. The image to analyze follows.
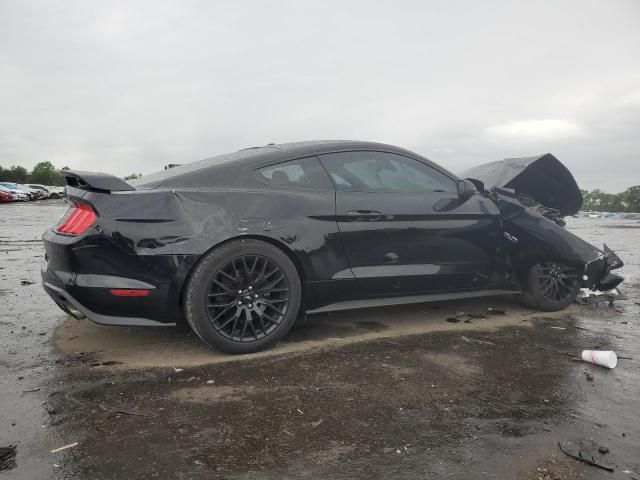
[42,141,623,353]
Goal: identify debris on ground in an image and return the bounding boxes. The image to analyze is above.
[575,288,626,306]
[445,311,487,323]
[598,446,610,454]
[99,404,156,418]
[19,280,35,286]
[581,350,618,369]
[0,445,17,471]
[50,442,78,453]
[310,419,323,427]
[557,442,614,472]
[487,307,508,314]
[461,336,496,346]
[300,384,335,392]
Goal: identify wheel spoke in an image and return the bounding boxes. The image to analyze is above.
[241,256,250,277]
[217,310,240,331]
[262,274,285,292]
[257,314,268,335]
[207,292,231,298]
[218,269,238,284]
[212,279,236,295]
[263,288,289,294]
[239,311,250,339]
[248,320,258,340]
[263,301,284,316]
[206,300,235,308]
[210,304,235,324]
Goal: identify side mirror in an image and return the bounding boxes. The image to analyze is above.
[465,178,485,193]
[456,179,478,199]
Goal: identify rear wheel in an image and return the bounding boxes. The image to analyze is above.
[184,239,301,354]
[519,262,581,311]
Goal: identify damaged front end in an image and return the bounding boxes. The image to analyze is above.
[461,153,623,294]
[492,187,623,293]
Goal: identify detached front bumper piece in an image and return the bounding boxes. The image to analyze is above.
[592,244,624,291]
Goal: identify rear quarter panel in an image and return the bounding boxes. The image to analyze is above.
[86,186,350,284]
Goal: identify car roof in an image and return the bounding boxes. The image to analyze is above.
[131,140,456,189]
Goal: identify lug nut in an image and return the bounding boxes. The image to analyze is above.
[248,286,253,290]
[254,294,258,299]
[248,304,253,308]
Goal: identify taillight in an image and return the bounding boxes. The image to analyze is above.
[55,201,97,235]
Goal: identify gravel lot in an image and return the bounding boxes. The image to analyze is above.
[1,200,639,479]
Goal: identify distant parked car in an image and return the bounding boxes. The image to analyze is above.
[17,184,43,200]
[0,185,28,201]
[0,187,14,202]
[0,182,34,201]
[46,186,65,199]
[26,184,52,199]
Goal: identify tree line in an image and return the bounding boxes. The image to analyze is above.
[0,162,142,187]
[580,186,640,213]
[0,162,68,186]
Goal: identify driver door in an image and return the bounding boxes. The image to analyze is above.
[319,151,504,296]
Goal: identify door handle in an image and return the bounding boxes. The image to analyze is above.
[345,210,382,221]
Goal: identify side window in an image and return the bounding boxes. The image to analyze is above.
[319,151,456,193]
[257,156,333,190]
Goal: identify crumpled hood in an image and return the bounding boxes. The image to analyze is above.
[459,153,583,216]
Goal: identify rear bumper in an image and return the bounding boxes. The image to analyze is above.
[41,227,199,327]
[43,280,173,327]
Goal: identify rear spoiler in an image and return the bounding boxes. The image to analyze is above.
[60,170,135,192]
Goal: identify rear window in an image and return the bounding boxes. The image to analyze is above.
[257,157,332,190]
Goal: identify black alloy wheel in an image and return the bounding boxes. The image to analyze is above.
[519,261,581,312]
[184,239,301,354]
[206,255,289,342]
[537,262,579,303]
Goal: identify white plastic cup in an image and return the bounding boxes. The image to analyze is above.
[581,350,617,369]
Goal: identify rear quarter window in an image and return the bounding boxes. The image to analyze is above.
[257,157,333,190]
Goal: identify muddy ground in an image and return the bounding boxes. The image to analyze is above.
[1,200,639,479]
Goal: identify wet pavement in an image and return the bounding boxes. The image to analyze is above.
[1,200,639,479]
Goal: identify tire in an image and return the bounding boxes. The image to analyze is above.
[519,262,581,311]
[183,239,302,354]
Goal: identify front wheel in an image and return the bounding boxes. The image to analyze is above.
[183,239,301,354]
[519,262,581,311]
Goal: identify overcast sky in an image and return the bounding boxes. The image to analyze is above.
[1,0,638,191]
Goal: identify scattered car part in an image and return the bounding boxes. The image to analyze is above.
[557,442,614,472]
[575,287,626,305]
